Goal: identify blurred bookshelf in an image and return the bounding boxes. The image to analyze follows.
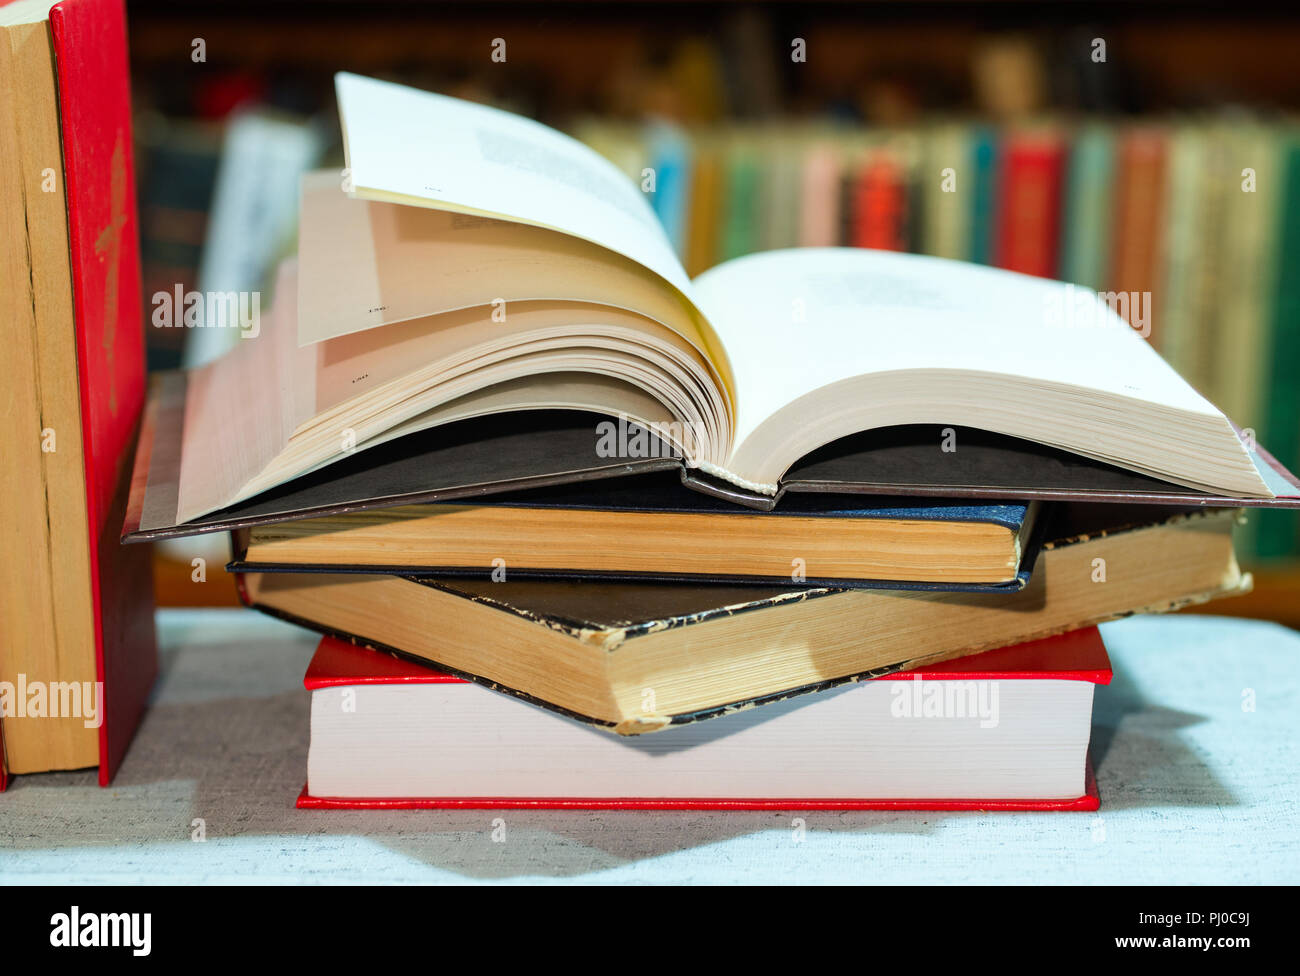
[126,1,1300,623]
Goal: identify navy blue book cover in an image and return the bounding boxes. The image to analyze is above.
[227,473,1042,593]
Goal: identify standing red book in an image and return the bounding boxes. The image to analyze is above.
[994,131,1066,278]
[297,629,1110,812]
[0,0,155,789]
[53,0,156,786]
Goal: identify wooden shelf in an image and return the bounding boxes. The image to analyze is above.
[153,549,242,608]
[1180,565,1300,628]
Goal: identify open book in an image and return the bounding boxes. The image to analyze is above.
[124,72,1300,541]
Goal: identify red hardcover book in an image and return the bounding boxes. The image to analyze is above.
[297,629,1109,812]
[994,131,1066,278]
[50,0,156,785]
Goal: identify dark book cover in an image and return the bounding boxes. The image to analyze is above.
[121,369,1300,545]
[227,474,1041,592]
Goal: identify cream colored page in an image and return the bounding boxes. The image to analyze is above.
[366,374,682,455]
[177,262,311,522]
[312,298,717,417]
[296,172,703,350]
[246,372,688,504]
[334,72,693,301]
[179,260,722,519]
[692,247,1226,453]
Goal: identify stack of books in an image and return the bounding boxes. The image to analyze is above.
[122,74,1300,809]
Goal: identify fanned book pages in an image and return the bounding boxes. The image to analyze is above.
[123,72,1300,543]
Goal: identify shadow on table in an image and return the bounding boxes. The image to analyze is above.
[1090,657,1235,812]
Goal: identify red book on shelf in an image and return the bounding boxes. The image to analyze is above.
[994,131,1066,278]
[852,151,908,251]
[1108,127,1168,345]
[297,628,1110,812]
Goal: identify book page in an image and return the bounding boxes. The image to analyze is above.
[334,72,694,307]
[694,247,1225,456]
[175,258,728,522]
[177,261,314,523]
[296,171,706,353]
[311,298,724,429]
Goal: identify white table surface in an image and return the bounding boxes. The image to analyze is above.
[0,609,1297,884]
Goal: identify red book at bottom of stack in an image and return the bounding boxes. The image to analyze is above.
[297,628,1110,812]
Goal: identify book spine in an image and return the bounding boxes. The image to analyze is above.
[647,125,691,259]
[684,142,721,276]
[798,144,842,247]
[1059,126,1114,290]
[922,125,971,261]
[968,126,998,265]
[994,133,1066,278]
[1107,128,1168,346]
[721,148,759,260]
[1256,137,1300,558]
[853,152,907,251]
[1157,127,1208,389]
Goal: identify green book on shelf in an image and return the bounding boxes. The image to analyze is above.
[1216,124,1282,453]
[759,133,800,252]
[1059,125,1114,290]
[969,125,998,265]
[720,141,760,261]
[1158,125,1212,393]
[922,123,972,261]
[1256,132,1300,559]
